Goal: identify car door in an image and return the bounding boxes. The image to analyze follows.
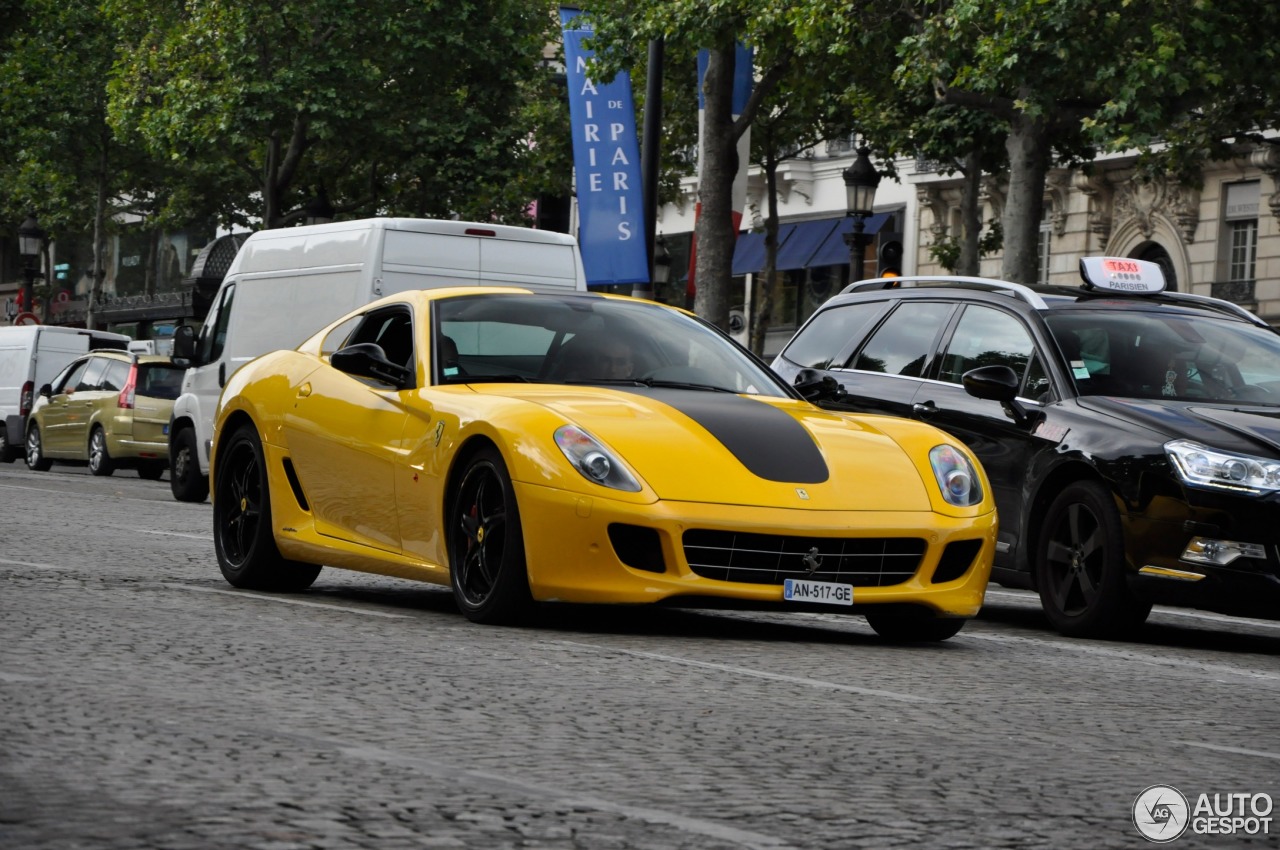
[908,303,1056,567]
[283,305,417,554]
[63,356,115,458]
[39,358,90,455]
[825,300,958,418]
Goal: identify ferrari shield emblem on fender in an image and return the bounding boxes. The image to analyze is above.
[796,488,809,500]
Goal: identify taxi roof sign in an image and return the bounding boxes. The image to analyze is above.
[1078,256,1166,294]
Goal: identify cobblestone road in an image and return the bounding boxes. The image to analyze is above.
[2,464,1278,849]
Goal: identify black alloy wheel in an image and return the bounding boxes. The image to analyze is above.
[88,427,116,476]
[213,424,320,592]
[25,424,52,471]
[448,447,533,624]
[1035,480,1151,638]
[170,426,209,502]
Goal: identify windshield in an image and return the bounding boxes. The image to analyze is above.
[1045,309,1280,405]
[434,294,789,397]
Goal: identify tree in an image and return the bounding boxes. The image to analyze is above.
[107,0,558,229]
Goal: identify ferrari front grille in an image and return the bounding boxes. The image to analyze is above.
[682,530,926,587]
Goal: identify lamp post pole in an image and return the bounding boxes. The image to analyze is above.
[17,214,46,322]
[842,146,880,282]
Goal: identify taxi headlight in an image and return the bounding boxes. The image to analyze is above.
[1165,439,1280,495]
[554,425,642,492]
[929,444,984,507]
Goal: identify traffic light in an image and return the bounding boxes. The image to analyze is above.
[876,232,903,277]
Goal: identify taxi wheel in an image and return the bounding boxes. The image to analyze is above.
[865,610,966,642]
[170,426,209,502]
[88,427,116,477]
[25,424,52,472]
[213,424,321,592]
[448,447,533,625]
[1035,480,1151,638]
[0,429,15,463]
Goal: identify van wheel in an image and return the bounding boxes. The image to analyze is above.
[25,424,52,472]
[214,424,320,592]
[448,447,533,624]
[170,426,209,502]
[88,427,116,476]
[0,429,15,463]
[137,460,166,480]
[1035,480,1151,638]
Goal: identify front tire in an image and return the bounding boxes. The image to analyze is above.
[25,424,52,472]
[448,447,533,624]
[88,427,116,476]
[213,424,320,592]
[1035,480,1151,638]
[865,609,966,642]
[170,426,209,502]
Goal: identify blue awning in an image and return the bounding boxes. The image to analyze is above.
[732,225,797,276]
[806,212,891,268]
[776,218,841,271]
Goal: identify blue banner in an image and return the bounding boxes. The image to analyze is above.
[560,7,648,286]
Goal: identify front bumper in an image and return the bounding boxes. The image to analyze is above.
[516,482,997,618]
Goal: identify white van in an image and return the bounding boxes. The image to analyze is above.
[168,216,588,501]
[0,325,131,462]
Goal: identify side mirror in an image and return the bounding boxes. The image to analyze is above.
[331,342,413,389]
[793,368,847,403]
[39,383,53,398]
[171,325,198,366]
[961,365,1037,427]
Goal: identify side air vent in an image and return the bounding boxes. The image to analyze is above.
[281,458,310,511]
[608,524,666,573]
[932,539,983,584]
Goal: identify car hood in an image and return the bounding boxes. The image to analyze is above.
[475,385,936,510]
[1078,396,1280,456]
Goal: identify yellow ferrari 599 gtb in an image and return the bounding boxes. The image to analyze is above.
[211,288,997,640]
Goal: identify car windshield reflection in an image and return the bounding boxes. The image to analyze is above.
[1045,311,1280,404]
[433,294,787,397]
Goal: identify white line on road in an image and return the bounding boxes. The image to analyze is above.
[553,640,940,703]
[0,556,66,570]
[1179,741,1280,761]
[0,481,177,505]
[963,631,1280,683]
[0,671,41,683]
[135,529,213,540]
[985,588,1280,632]
[162,583,412,619]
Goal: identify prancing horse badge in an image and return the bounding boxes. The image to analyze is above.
[796,488,810,500]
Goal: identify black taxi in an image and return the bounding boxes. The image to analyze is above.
[772,257,1280,637]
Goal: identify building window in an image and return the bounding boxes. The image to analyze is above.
[1224,181,1259,284]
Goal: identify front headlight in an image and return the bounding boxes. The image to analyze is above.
[1165,439,1280,494]
[929,444,984,506]
[554,425,642,492]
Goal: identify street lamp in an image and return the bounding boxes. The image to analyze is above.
[842,146,881,280]
[17,214,46,320]
[302,187,335,226]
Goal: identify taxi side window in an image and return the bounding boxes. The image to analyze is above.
[1023,352,1053,402]
[76,357,110,391]
[853,301,954,377]
[53,360,89,394]
[101,360,130,392]
[781,302,885,369]
[937,305,1035,386]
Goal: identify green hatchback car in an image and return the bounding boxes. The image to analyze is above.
[25,350,185,478]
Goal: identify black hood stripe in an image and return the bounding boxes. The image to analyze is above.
[629,388,829,483]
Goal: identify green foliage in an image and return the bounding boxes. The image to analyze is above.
[929,218,1003,273]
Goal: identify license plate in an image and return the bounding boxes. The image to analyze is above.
[783,578,853,606]
[162,423,169,435]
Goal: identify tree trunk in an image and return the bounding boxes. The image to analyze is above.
[263,132,281,228]
[692,43,737,331]
[1001,109,1049,284]
[86,145,108,331]
[749,151,782,356]
[957,149,983,276]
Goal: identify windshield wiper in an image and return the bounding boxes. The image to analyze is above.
[453,374,531,383]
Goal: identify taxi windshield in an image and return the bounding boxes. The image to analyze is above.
[1045,310,1280,405]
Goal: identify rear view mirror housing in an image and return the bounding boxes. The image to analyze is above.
[793,368,848,403]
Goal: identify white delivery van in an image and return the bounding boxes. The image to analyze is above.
[167,216,588,501]
[0,325,131,462]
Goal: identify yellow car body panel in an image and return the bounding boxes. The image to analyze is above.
[212,287,997,622]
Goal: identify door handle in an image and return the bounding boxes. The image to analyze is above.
[912,400,937,418]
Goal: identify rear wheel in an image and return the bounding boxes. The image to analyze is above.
[25,424,52,472]
[0,428,15,463]
[213,424,320,592]
[448,447,533,624]
[1035,480,1151,638]
[865,609,966,642]
[137,460,166,480]
[170,426,209,502]
[88,427,116,476]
